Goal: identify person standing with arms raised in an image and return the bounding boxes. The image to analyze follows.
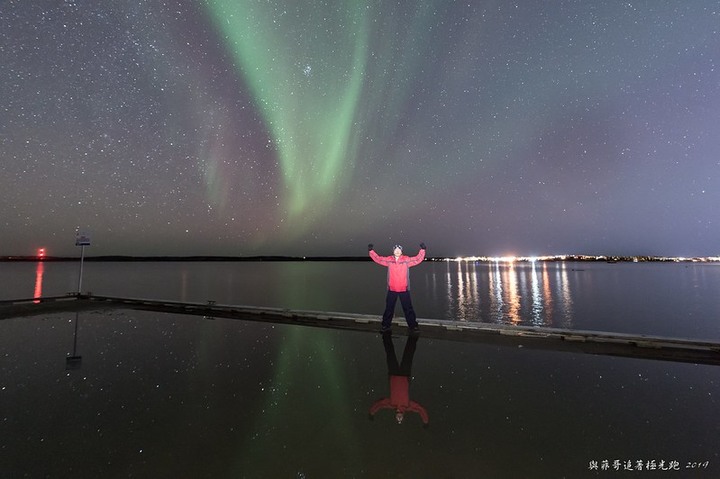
[368,242,426,333]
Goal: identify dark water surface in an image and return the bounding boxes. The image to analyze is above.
[1,261,719,477]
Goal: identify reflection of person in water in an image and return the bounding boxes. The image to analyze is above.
[369,332,429,426]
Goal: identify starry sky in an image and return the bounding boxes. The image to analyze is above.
[2,1,719,258]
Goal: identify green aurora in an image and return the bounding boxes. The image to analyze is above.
[203,0,438,232]
[204,1,369,221]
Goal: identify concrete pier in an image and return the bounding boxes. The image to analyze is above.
[2,294,719,366]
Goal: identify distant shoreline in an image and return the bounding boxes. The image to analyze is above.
[0,255,369,262]
[1,255,718,263]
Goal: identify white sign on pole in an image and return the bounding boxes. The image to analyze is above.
[75,234,91,246]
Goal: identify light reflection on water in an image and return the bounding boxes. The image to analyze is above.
[435,260,575,328]
[33,261,44,303]
[530,261,542,325]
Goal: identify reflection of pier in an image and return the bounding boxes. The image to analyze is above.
[2,294,720,366]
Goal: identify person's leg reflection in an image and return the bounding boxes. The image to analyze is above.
[383,331,401,375]
[398,333,419,377]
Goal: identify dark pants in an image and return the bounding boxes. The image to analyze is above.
[383,332,419,376]
[382,290,418,329]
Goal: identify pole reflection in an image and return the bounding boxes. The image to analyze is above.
[369,332,428,427]
[33,261,45,303]
[66,312,82,370]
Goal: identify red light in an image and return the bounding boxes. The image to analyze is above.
[37,248,46,258]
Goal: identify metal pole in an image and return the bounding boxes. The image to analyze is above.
[77,244,85,294]
[72,312,79,356]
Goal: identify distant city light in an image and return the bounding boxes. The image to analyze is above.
[439,254,720,263]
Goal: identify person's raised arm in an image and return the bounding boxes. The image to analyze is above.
[369,397,392,416]
[369,243,392,266]
[408,400,429,425]
[407,242,426,267]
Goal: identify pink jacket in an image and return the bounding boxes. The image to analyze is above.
[369,249,425,292]
[369,375,429,424]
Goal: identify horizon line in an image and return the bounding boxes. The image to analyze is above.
[2,254,720,263]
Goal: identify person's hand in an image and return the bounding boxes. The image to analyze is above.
[368,243,374,251]
[420,242,426,250]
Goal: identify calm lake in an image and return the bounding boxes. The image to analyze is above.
[1,260,719,477]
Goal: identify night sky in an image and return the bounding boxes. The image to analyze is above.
[2,1,719,258]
